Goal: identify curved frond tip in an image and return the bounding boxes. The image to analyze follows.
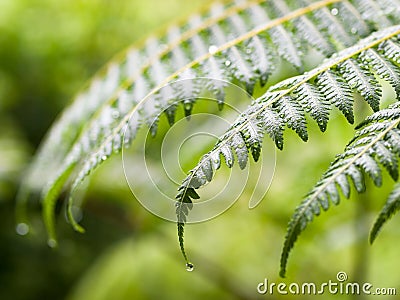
[370,183,400,244]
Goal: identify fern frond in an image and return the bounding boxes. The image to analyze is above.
[175,25,400,267]
[370,183,400,244]
[280,101,400,277]
[16,0,400,257]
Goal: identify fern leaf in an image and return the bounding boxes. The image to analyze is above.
[16,0,400,256]
[338,58,382,112]
[379,38,400,65]
[176,25,400,268]
[259,108,285,150]
[354,0,392,29]
[249,2,303,68]
[269,25,303,69]
[293,15,335,56]
[280,102,400,277]
[316,70,354,123]
[335,2,370,38]
[361,48,400,95]
[293,82,330,131]
[370,183,400,244]
[275,94,309,140]
[311,4,355,47]
[376,0,400,23]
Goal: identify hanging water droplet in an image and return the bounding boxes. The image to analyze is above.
[112,110,120,119]
[47,239,57,248]
[208,45,218,54]
[186,262,194,272]
[331,8,338,16]
[16,223,29,235]
[225,60,231,66]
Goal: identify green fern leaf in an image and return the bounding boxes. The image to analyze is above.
[176,25,400,268]
[338,58,382,111]
[370,183,400,244]
[354,0,392,29]
[15,0,400,271]
[361,48,400,95]
[280,101,400,277]
[311,4,355,47]
[294,82,330,131]
[316,70,354,123]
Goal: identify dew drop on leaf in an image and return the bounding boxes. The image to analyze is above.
[101,155,107,161]
[331,8,338,16]
[225,60,231,66]
[112,110,120,119]
[186,262,194,272]
[208,45,218,54]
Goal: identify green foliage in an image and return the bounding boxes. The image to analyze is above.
[18,0,400,278]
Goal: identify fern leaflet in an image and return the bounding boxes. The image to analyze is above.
[370,183,400,244]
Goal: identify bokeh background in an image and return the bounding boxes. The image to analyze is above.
[1,0,399,299]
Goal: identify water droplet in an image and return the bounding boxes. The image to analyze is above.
[351,27,358,34]
[186,262,194,272]
[225,60,231,66]
[246,48,252,54]
[213,159,219,164]
[101,155,107,161]
[112,110,120,119]
[331,8,338,16]
[208,45,218,54]
[16,223,29,235]
[47,239,57,248]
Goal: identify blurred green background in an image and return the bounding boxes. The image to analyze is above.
[1,0,399,299]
